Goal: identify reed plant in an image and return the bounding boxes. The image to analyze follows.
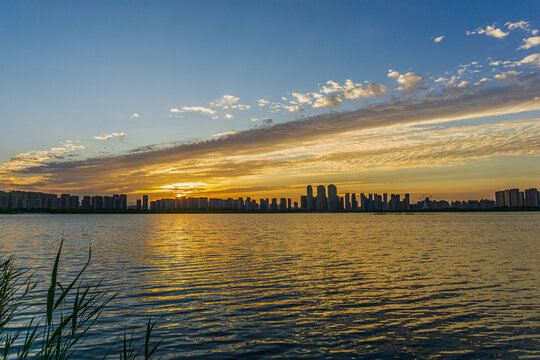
[0,239,161,359]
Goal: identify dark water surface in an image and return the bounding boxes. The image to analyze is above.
[1,213,539,359]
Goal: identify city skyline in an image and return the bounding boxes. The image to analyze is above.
[1,2,539,200]
[2,184,538,211]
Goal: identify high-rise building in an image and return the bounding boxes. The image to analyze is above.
[506,189,520,207]
[351,193,357,210]
[495,191,506,207]
[345,193,351,211]
[316,185,327,211]
[306,185,313,210]
[524,188,539,207]
[142,195,149,210]
[60,194,70,209]
[112,194,120,209]
[104,196,113,209]
[327,184,337,211]
[404,194,410,210]
[120,194,127,210]
[81,196,91,209]
[280,198,287,210]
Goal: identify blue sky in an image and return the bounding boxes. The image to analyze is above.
[1,1,539,200]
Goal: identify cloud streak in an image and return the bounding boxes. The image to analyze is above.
[93,132,127,140]
[4,74,540,195]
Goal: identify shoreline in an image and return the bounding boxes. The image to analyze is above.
[1,207,539,215]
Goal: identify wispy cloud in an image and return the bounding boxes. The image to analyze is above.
[283,105,304,112]
[210,95,250,110]
[130,113,140,119]
[93,132,127,140]
[213,131,239,138]
[257,99,270,107]
[312,95,342,108]
[434,35,444,43]
[0,141,85,184]
[7,74,539,194]
[505,20,533,32]
[291,92,312,104]
[170,106,216,116]
[467,24,509,39]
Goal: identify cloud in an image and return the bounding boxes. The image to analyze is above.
[224,114,234,119]
[6,74,540,194]
[505,20,532,32]
[170,106,216,116]
[251,117,259,122]
[518,53,540,68]
[388,70,423,92]
[213,131,239,138]
[434,35,445,43]
[312,95,342,108]
[494,71,522,81]
[0,141,85,175]
[93,133,127,140]
[257,99,270,107]
[314,79,386,104]
[291,92,312,104]
[130,113,140,119]
[518,36,540,50]
[283,105,304,112]
[457,81,470,88]
[210,95,239,108]
[474,77,491,86]
[208,95,250,110]
[466,25,509,39]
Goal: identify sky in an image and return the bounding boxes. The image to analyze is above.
[1,0,539,202]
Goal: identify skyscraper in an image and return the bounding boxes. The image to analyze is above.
[327,184,337,211]
[143,195,149,210]
[524,188,539,207]
[306,185,313,210]
[120,194,127,210]
[316,185,327,211]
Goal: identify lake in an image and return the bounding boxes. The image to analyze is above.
[1,213,539,358]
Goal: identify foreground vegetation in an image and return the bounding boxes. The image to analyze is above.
[0,240,161,359]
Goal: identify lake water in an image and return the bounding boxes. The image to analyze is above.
[1,213,539,359]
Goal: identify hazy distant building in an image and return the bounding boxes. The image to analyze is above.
[495,190,506,207]
[306,185,313,210]
[524,188,539,207]
[120,194,127,210]
[136,199,141,210]
[316,185,327,211]
[351,193,358,210]
[142,195,149,210]
[327,184,337,211]
[81,196,91,209]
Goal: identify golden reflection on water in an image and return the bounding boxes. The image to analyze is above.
[0,213,539,358]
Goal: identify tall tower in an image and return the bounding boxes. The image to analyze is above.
[316,185,327,211]
[307,185,313,210]
[142,195,149,210]
[327,184,337,211]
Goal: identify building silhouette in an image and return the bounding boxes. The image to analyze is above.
[316,185,327,211]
